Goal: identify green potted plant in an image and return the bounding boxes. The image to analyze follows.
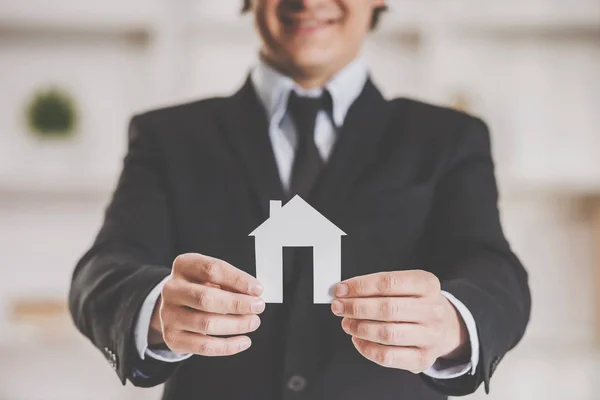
[25,86,78,140]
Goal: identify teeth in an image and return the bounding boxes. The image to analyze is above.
[298,20,319,27]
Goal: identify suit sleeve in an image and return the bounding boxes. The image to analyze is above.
[419,117,531,396]
[68,115,180,387]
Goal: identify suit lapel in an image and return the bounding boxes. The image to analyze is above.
[217,76,393,220]
[312,78,395,216]
[217,77,285,218]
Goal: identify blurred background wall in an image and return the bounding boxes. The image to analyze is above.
[1,0,599,399]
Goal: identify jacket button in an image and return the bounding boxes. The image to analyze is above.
[287,374,307,392]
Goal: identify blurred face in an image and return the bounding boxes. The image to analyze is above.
[252,0,385,86]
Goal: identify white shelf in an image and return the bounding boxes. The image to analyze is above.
[450,3,600,33]
[501,174,600,198]
[0,0,161,35]
[382,1,600,34]
[0,171,116,199]
[185,2,255,35]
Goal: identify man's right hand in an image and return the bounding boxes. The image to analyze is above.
[148,253,265,356]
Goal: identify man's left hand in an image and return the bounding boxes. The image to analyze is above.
[331,270,469,373]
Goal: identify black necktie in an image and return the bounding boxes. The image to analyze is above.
[274,91,336,395]
[286,91,330,200]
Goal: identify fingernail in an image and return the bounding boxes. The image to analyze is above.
[331,300,344,314]
[250,316,261,330]
[250,283,264,296]
[335,283,348,297]
[240,338,251,350]
[251,300,265,313]
[341,318,349,331]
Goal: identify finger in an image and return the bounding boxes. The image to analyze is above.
[164,329,252,356]
[173,253,263,296]
[341,318,428,347]
[163,279,266,315]
[173,308,261,336]
[351,337,433,373]
[335,271,439,298]
[331,297,429,322]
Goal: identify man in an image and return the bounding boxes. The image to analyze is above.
[69,0,531,399]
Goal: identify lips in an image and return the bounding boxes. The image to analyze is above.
[280,15,339,34]
[294,19,323,28]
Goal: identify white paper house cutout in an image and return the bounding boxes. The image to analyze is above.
[249,195,346,304]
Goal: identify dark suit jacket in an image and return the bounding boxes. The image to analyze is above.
[69,77,531,400]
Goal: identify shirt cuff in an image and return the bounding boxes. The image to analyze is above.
[422,290,480,380]
[134,275,193,363]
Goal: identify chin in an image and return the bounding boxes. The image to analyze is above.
[286,48,340,73]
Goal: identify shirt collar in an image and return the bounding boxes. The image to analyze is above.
[250,56,369,128]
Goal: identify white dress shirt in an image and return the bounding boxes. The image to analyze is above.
[134,57,480,379]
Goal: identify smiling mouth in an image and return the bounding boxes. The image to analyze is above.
[280,15,339,34]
